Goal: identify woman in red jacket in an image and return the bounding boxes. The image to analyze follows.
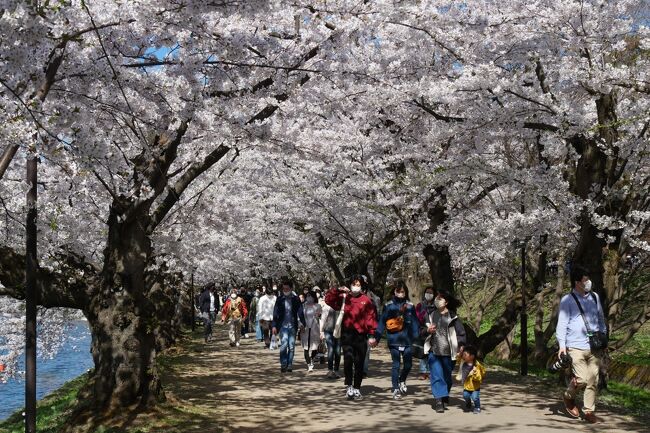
[325,275,377,401]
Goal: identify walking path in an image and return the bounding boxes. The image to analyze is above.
[161,325,646,433]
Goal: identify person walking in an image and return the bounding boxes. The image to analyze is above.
[363,286,381,378]
[320,287,342,379]
[325,275,377,401]
[423,289,466,412]
[556,264,607,424]
[221,288,248,347]
[249,288,261,342]
[272,281,306,373]
[258,287,276,348]
[415,286,436,380]
[198,283,215,343]
[301,290,322,372]
[371,284,419,400]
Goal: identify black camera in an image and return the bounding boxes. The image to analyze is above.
[548,353,572,373]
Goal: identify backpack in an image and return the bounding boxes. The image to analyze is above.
[230,298,242,319]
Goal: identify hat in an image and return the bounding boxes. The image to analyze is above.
[312,286,321,292]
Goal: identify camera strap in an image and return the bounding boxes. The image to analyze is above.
[570,292,596,336]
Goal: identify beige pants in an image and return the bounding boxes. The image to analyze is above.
[229,318,242,344]
[564,348,601,412]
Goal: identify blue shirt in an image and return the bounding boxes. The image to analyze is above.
[556,290,607,350]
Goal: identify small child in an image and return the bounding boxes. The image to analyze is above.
[460,345,486,414]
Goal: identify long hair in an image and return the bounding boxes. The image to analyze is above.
[436,289,462,312]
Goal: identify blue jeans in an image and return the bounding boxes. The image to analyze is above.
[419,358,428,374]
[279,326,297,367]
[255,320,263,340]
[323,331,341,371]
[463,389,480,409]
[428,353,455,398]
[389,346,413,391]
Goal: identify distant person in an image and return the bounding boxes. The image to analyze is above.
[363,286,381,378]
[272,281,305,373]
[459,345,485,414]
[240,287,252,337]
[415,286,436,380]
[320,287,342,379]
[325,275,377,401]
[198,283,216,343]
[221,288,248,347]
[371,284,419,400]
[249,289,260,341]
[423,289,466,412]
[301,290,322,372]
[258,287,277,348]
[556,265,607,424]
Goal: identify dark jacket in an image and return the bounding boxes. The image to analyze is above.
[375,297,420,347]
[272,294,306,330]
[198,289,212,314]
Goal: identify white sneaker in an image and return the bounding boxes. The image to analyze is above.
[235,342,240,347]
[346,385,354,399]
[308,363,314,372]
[399,381,407,394]
[392,389,402,400]
[352,388,363,401]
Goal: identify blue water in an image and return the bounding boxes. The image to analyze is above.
[0,320,93,421]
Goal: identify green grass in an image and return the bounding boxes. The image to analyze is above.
[0,373,89,433]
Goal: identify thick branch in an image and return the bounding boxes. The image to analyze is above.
[316,232,345,284]
[147,145,230,232]
[0,246,96,309]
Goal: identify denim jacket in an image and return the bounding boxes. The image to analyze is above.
[375,298,420,347]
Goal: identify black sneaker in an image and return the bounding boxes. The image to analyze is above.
[464,401,472,412]
[434,399,444,413]
[287,366,293,372]
[281,365,287,373]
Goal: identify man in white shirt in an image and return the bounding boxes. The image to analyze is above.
[257,287,277,348]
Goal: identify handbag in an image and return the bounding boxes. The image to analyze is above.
[386,316,404,333]
[333,293,346,339]
[571,292,608,351]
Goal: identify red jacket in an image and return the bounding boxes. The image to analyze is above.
[325,289,377,336]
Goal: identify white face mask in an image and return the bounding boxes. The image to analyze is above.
[584,280,592,292]
[272,286,277,291]
[425,293,434,301]
[434,298,446,309]
[351,285,362,294]
[231,293,237,299]
[395,292,405,299]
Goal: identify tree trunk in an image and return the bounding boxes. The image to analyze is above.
[542,251,567,345]
[66,205,162,429]
[476,277,522,358]
[423,243,455,293]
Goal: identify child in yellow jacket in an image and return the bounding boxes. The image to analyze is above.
[459,345,486,414]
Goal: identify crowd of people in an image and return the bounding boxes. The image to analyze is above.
[196,266,607,423]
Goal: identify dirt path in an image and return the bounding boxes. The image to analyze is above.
[161,325,646,433]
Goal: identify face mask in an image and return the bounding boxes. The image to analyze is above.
[434,298,446,309]
[255,291,260,297]
[351,285,362,294]
[584,280,592,292]
[231,293,237,299]
[395,293,405,299]
[272,286,277,291]
[425,293,434,301]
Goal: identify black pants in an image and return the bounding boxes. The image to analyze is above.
[341,329,367,389]
[259,319,272,347]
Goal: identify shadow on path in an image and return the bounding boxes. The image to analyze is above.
[160,325,646,433]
